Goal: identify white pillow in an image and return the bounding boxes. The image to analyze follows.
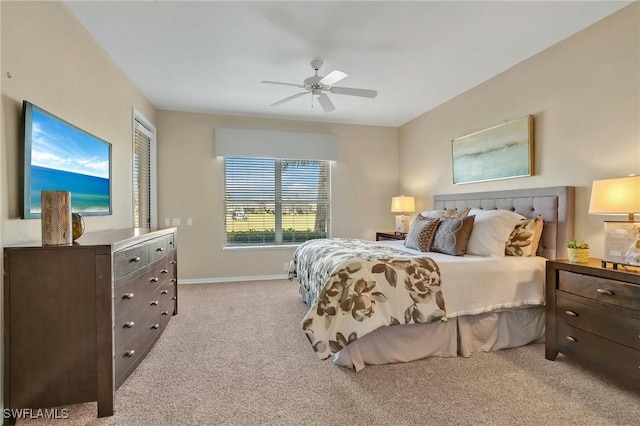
[465,208,526,257]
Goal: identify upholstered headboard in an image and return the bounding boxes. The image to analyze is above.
[433,186,575,260]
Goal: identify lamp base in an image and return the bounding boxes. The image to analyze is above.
[603,221,640,266]
[395,215,409,234]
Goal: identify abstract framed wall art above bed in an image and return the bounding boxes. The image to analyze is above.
[452,115,534,184]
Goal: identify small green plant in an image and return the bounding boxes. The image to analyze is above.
[567,239,589,249]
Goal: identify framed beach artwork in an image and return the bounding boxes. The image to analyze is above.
[452,115,534,184]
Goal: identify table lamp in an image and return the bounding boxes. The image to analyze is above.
[391,195,415,234]
[588,175,640,267]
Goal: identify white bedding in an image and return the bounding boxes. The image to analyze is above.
[329,240,547,370]
[376,240,546,317]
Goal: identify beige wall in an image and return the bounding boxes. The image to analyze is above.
[157,110,398,280]
[399,3,640,259]
[1,0,157,246]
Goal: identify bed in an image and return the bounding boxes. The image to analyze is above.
[289,186,574,371]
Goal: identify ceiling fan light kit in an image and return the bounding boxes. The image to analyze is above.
[261,59,378,112]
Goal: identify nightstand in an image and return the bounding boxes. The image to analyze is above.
[376,232,406,241]
[545,259,640,389]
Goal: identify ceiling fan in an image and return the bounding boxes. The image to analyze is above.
[261,59,378,112]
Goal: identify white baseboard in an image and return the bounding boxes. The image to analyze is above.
[179,274,289,284]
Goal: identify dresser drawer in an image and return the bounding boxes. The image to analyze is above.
[557,322,640,385]
[115,305,161,388]
[114,244,150,278]
[115,295,163,349]
[557,294,640,350]
[114,268,162,316]
[558,270,640,310]
[149,236,170,264]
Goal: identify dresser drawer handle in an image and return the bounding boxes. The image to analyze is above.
[156,247,165,252]
[122,293,135,300]
[161,269,169,274]
[565,336,577,343]
[131,256,141,263]
[170,260,177,265]
[170,278,177,283]
[150,277,159,283]
[162,311,169,316]
[171,296,177,301]
[150,300,159,306]
[123,321,135,329]
[151,324,160,330]
[564,310,578,317]
[124,350,135,358]
[161,290,169,295]
[596,288,613,296]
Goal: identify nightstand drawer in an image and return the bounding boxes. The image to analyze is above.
[557,322,640,385]
[558,270,640,310]
[557,294,640,351]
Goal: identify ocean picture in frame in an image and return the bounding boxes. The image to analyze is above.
[452,115,534,184]
[22,101,112,218]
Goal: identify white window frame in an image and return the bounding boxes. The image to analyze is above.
[132,109,157,228]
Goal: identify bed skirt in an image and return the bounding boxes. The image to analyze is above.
[333,306,545,371]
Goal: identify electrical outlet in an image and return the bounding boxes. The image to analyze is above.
[187,218,193,226]
[283,262,289,271]
[172,218,181,226]
[164,218,170,226]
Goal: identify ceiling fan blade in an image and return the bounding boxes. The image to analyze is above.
[318,69,348,86]
[317,93,335,113]
[330,87,377,98]
[261,80,305,89]
[270,92,308,107]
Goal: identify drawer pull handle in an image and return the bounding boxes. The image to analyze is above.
[161,269,169,274]
[157,247,165,252]
[151,324,160,330]
[170,260,177,265]
[162,311,169,316]
[161,290,169,295]
[565,336,577,343]
[596,288,613,296]
[124,350,135,358]
[150,277,159,283]
[123,321,135,329]
[564,310,578,317]
[171,296,177,301]
[131,256,141,263]
[122,293,135,300]
[170,278,177,283]
[150,300,159,306]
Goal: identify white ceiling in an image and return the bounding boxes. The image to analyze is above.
[64,1,631,127]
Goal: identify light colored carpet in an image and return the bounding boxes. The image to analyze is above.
[17,279,640,425]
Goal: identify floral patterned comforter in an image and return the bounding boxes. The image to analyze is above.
[288,238,446,360]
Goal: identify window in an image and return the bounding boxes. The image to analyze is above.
[133,111,157,228]
[224,157,330,246]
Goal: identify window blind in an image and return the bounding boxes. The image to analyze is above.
[224,157,330,246]
[133,119,151,228]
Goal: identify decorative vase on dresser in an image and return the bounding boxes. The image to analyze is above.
[3,228,178,418]
[545,259,640,390]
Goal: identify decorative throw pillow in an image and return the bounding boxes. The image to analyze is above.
[405,218,440,252]
[431,215,475,256]
[417,207,470,220]
[505,215,544,257]
[465,208,526,257]
[442,207,471,219]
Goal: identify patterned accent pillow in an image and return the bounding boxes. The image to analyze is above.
[405,218,441,252]
[442,207,470,219]
[505,215,544,257]
[416,207,470,221]
[431,215,475,256]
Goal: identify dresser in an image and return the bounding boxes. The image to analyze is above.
[3,228,178,418]
[545,259,640,389]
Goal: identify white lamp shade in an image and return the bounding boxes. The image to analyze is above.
[589,176,640,216]
[391,195,415,213]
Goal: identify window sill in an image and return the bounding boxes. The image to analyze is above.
[223,244,300,251]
